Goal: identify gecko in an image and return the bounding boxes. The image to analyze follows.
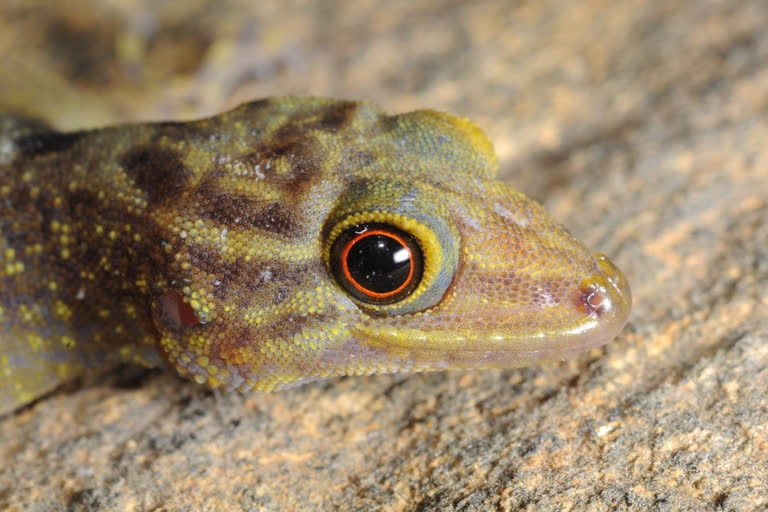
[0,97,631,415]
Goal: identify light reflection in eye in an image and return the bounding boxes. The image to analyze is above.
[393,247,411,264]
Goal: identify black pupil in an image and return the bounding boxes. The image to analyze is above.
[346,233,411,294]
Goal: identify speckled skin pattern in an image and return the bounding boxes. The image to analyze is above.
[0,97,631,414]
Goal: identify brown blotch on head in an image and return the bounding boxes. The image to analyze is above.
[120,146,190,206]
[185,245,244,288]
[66,189,102,216]
[254,202,299,235]
[195,188,299,237]
[243,138,317,190]
[236,99,272,117]
[244,123,327,199]
[259,134,308,161]
[304,102,358,133]
[206,259,312,302]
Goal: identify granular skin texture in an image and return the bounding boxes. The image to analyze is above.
[1,0,767,510]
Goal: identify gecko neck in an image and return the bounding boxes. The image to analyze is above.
[1,121,166,369]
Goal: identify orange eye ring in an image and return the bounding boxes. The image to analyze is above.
[341,229,414,300]
[330,223,423,305]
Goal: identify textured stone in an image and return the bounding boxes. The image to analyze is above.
[1,0,767,510]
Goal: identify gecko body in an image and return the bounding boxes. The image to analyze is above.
[0,98,631,414]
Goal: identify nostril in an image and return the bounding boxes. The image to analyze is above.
[587,289,605,310]
[576,275,613,317]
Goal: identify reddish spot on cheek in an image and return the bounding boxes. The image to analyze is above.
[158,291,201,326]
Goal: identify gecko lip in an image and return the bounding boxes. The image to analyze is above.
[451,256,631,366]
[467,253,631,362]
[355,254,632,368]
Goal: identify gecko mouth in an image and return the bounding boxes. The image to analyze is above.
[357,253,632,368]
[452,252,632,366]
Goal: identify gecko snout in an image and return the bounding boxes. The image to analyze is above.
[575,253,631,336]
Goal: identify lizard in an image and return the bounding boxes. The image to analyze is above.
[0,97,631,415]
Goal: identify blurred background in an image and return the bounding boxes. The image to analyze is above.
[0,0,693,184]
[2,1,767,510]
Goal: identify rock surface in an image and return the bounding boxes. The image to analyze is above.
[1,0,767,510]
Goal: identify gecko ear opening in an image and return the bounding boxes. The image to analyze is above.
[157,291,201,327]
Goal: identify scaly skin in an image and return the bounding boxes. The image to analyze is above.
[0,97,631,414]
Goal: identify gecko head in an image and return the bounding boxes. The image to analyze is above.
[320,174,632,373]
[315,108,632,374]
[149,99,631,390]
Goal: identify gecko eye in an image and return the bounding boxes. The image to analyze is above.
[330,223,423,304]
[323,184,459,316]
